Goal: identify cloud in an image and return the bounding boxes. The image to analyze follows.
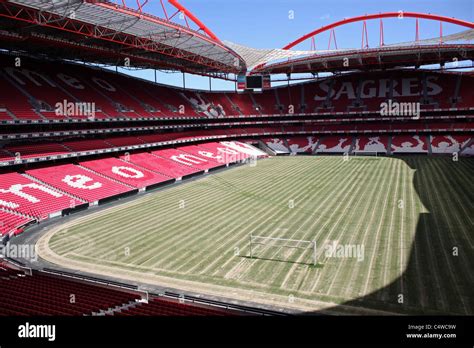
[319,14,331,20]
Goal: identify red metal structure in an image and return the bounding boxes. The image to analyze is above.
[283,11,474,50]
[0,0,245,75]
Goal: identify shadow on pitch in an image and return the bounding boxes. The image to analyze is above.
[305,156,474,315]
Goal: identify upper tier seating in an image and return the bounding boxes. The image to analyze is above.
[26,164,134,203]
[5,143,69,159]
[0,110,13,120]
[286,137,318,154]
[62,139,113,152]
[0,172,82,219]
[391,135,428,153]
[227,92,256,115]
[0,209,33,236]
[0,53,472,121]
[0,150,14,162]
[104,136,146,147]
[79,157,173,189]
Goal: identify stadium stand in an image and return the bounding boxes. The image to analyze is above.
[353,136,389,154]
[0,172,83,220]
[79,157,173,189]
[391,135,429,154]
[263,138,290,154]
[62,139,114,152]
[116,297,231,316]
[0,55,473,122]
[0,263,241,316]
[121,152,202,179]
[5,143,69,159]
[197,142,252,162]
[151,148,221,171]
[25,164,135,203]
[430,135,472,154]
[177,145,227,165]
[461,142,474,156]
[286,137,319,154]
[0,265,141,316]
[0,209,33,237]
[316,136,353,153]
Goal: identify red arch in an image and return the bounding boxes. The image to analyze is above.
[168,0,220,42]
[283,12,474,50]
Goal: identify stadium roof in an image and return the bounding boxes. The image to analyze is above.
[0,3,472,78]
[0,0,246,76]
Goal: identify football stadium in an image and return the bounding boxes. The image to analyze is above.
[0,0,472,344]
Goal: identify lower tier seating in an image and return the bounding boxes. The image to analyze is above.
[430,135,472,154]
[286,137,319,154]
[121,152,202,178]
[0,265,141,316]
[116,297,232,316]
[196,142,251,163]
[263,138,290,154]
[151,148,222,171]
[353,136,389,154]
[0,209,33,236]
[461,141,474,156]
[0,172,82,220]
[391,135,428,154]
[79,157,173,189]
[316,136,352,153]
[26,164,135,203]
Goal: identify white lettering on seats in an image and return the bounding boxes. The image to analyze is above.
[170,154,207,166]
[0,183,62,205]
[57,73,85,89]
[62,175,102,190]
[111,166,144,179]
[92,77,116,92]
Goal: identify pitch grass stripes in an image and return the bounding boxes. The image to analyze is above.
[306,158,387,294]
[47,156,474,315]
[238,158,365,286]
[277,157,380,292]
[320,155,389,297]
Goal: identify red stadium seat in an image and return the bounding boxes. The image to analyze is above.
[286,137,319,154]
[391,135,428,153]
[0,172,82,220]
[121,152,202,179]
[79,157,173,189]
[316,136,352,153]
[26,164,135,203]
[0,210,33,236]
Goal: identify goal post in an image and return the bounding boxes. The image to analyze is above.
[249,234,317,266]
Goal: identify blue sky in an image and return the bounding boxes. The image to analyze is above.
[114,0,473,90]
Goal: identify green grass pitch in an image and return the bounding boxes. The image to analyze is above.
[46,156,474,314]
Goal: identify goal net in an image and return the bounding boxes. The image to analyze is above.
[248,234,317,266]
